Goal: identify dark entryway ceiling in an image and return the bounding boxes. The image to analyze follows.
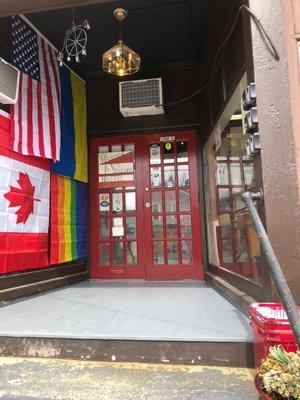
[27,0,211,77]
[0,0,117,17]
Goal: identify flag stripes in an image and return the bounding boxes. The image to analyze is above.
[52,66,87,183]
[10,16,61,161]
[50,174,87,264]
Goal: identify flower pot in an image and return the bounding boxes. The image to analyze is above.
[255,375,274,400]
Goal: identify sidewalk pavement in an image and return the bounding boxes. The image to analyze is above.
[0,357,258,400]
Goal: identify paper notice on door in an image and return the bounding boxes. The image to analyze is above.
[113,217,123,227]
[112,226,124,237]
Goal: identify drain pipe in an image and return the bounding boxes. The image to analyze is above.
[242,190,300,348]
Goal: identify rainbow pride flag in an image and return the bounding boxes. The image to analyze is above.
[50,173,87,264]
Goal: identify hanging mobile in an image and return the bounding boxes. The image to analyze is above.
[57,7,90,66]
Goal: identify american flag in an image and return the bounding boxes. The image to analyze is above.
[10,16,61,161]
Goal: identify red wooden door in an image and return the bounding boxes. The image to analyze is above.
[90,131,204,280]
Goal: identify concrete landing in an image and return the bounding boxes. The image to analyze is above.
[0,357,257,400]
[0,280,252,342]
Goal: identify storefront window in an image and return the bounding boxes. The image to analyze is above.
[203,111,262,283]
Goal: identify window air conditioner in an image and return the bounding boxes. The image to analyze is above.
[0,57,20,104]
[119,78,164,117]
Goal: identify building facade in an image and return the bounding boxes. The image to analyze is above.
[0,0,299,312]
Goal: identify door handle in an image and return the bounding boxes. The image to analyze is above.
[145,202,151,208]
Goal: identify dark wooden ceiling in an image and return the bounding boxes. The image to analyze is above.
[0,0,117,17]
[27,0,212,77]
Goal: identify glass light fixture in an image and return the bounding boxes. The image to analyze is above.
[102,8,141,77]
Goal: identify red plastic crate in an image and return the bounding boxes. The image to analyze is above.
[249,303,299,369]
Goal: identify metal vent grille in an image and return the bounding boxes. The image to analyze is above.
[0,59,19,101]
[121,79,161,108]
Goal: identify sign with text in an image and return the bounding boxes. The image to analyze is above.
[98,151,134,188]
[160,136,175,142]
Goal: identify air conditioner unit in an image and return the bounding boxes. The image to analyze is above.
[0,57,20,104]
[119,78,164,117]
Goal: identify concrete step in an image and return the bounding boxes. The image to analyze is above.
[0,336,254,368]
[0,271,89,302]
[0,280,254,368]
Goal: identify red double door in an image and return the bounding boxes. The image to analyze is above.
[90,131,204,280]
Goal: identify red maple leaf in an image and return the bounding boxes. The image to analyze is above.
[4,172,40,224]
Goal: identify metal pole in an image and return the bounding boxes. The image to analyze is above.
[242,190,300,348]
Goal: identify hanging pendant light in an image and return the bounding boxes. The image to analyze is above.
[102,8,141,77]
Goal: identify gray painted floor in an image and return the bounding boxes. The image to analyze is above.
[0,357,258,399]
[0,281,252,342]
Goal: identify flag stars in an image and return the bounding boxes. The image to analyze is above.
[11,16,41,82]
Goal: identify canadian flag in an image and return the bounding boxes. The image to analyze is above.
[0,146,50,273]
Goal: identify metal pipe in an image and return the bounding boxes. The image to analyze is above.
[242,190,300,348]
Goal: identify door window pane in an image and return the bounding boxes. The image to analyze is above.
[180,215,192,237]
[111,145,122,152]
[167,241,179,264]
[124,144,134,152]
[163,142,174,163]
[166,215,177,238]
[165,191,177,212]
[176,141,188,162]
[230,163,242,185]
[179,190,190,212]
[151,167,161,187]
[126,242,137,264]
[243,164,254,186]
[153,241,164,264]
[152,216,163,238]
[112,218,124,237]
[99,193,110,213]
[113,242,123,264]
[178,165,189,187]
[236,232,249,262]
[221,224,232,237]
[112,193,123,213]
[100,218,110,239]
[218,188,230,212]
[99,146,109,153]
[125,192,136,212]
[181,241,193,264]
[126,217,136,238]
[151,191,162,213]
[164,166,175,188]
[233,188,244,211]
[150,144,161,164]
[222,239,233,263]
[99,243,110,265]
[216,163,229,185]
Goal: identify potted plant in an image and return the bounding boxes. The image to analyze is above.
[256,345,300,399]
